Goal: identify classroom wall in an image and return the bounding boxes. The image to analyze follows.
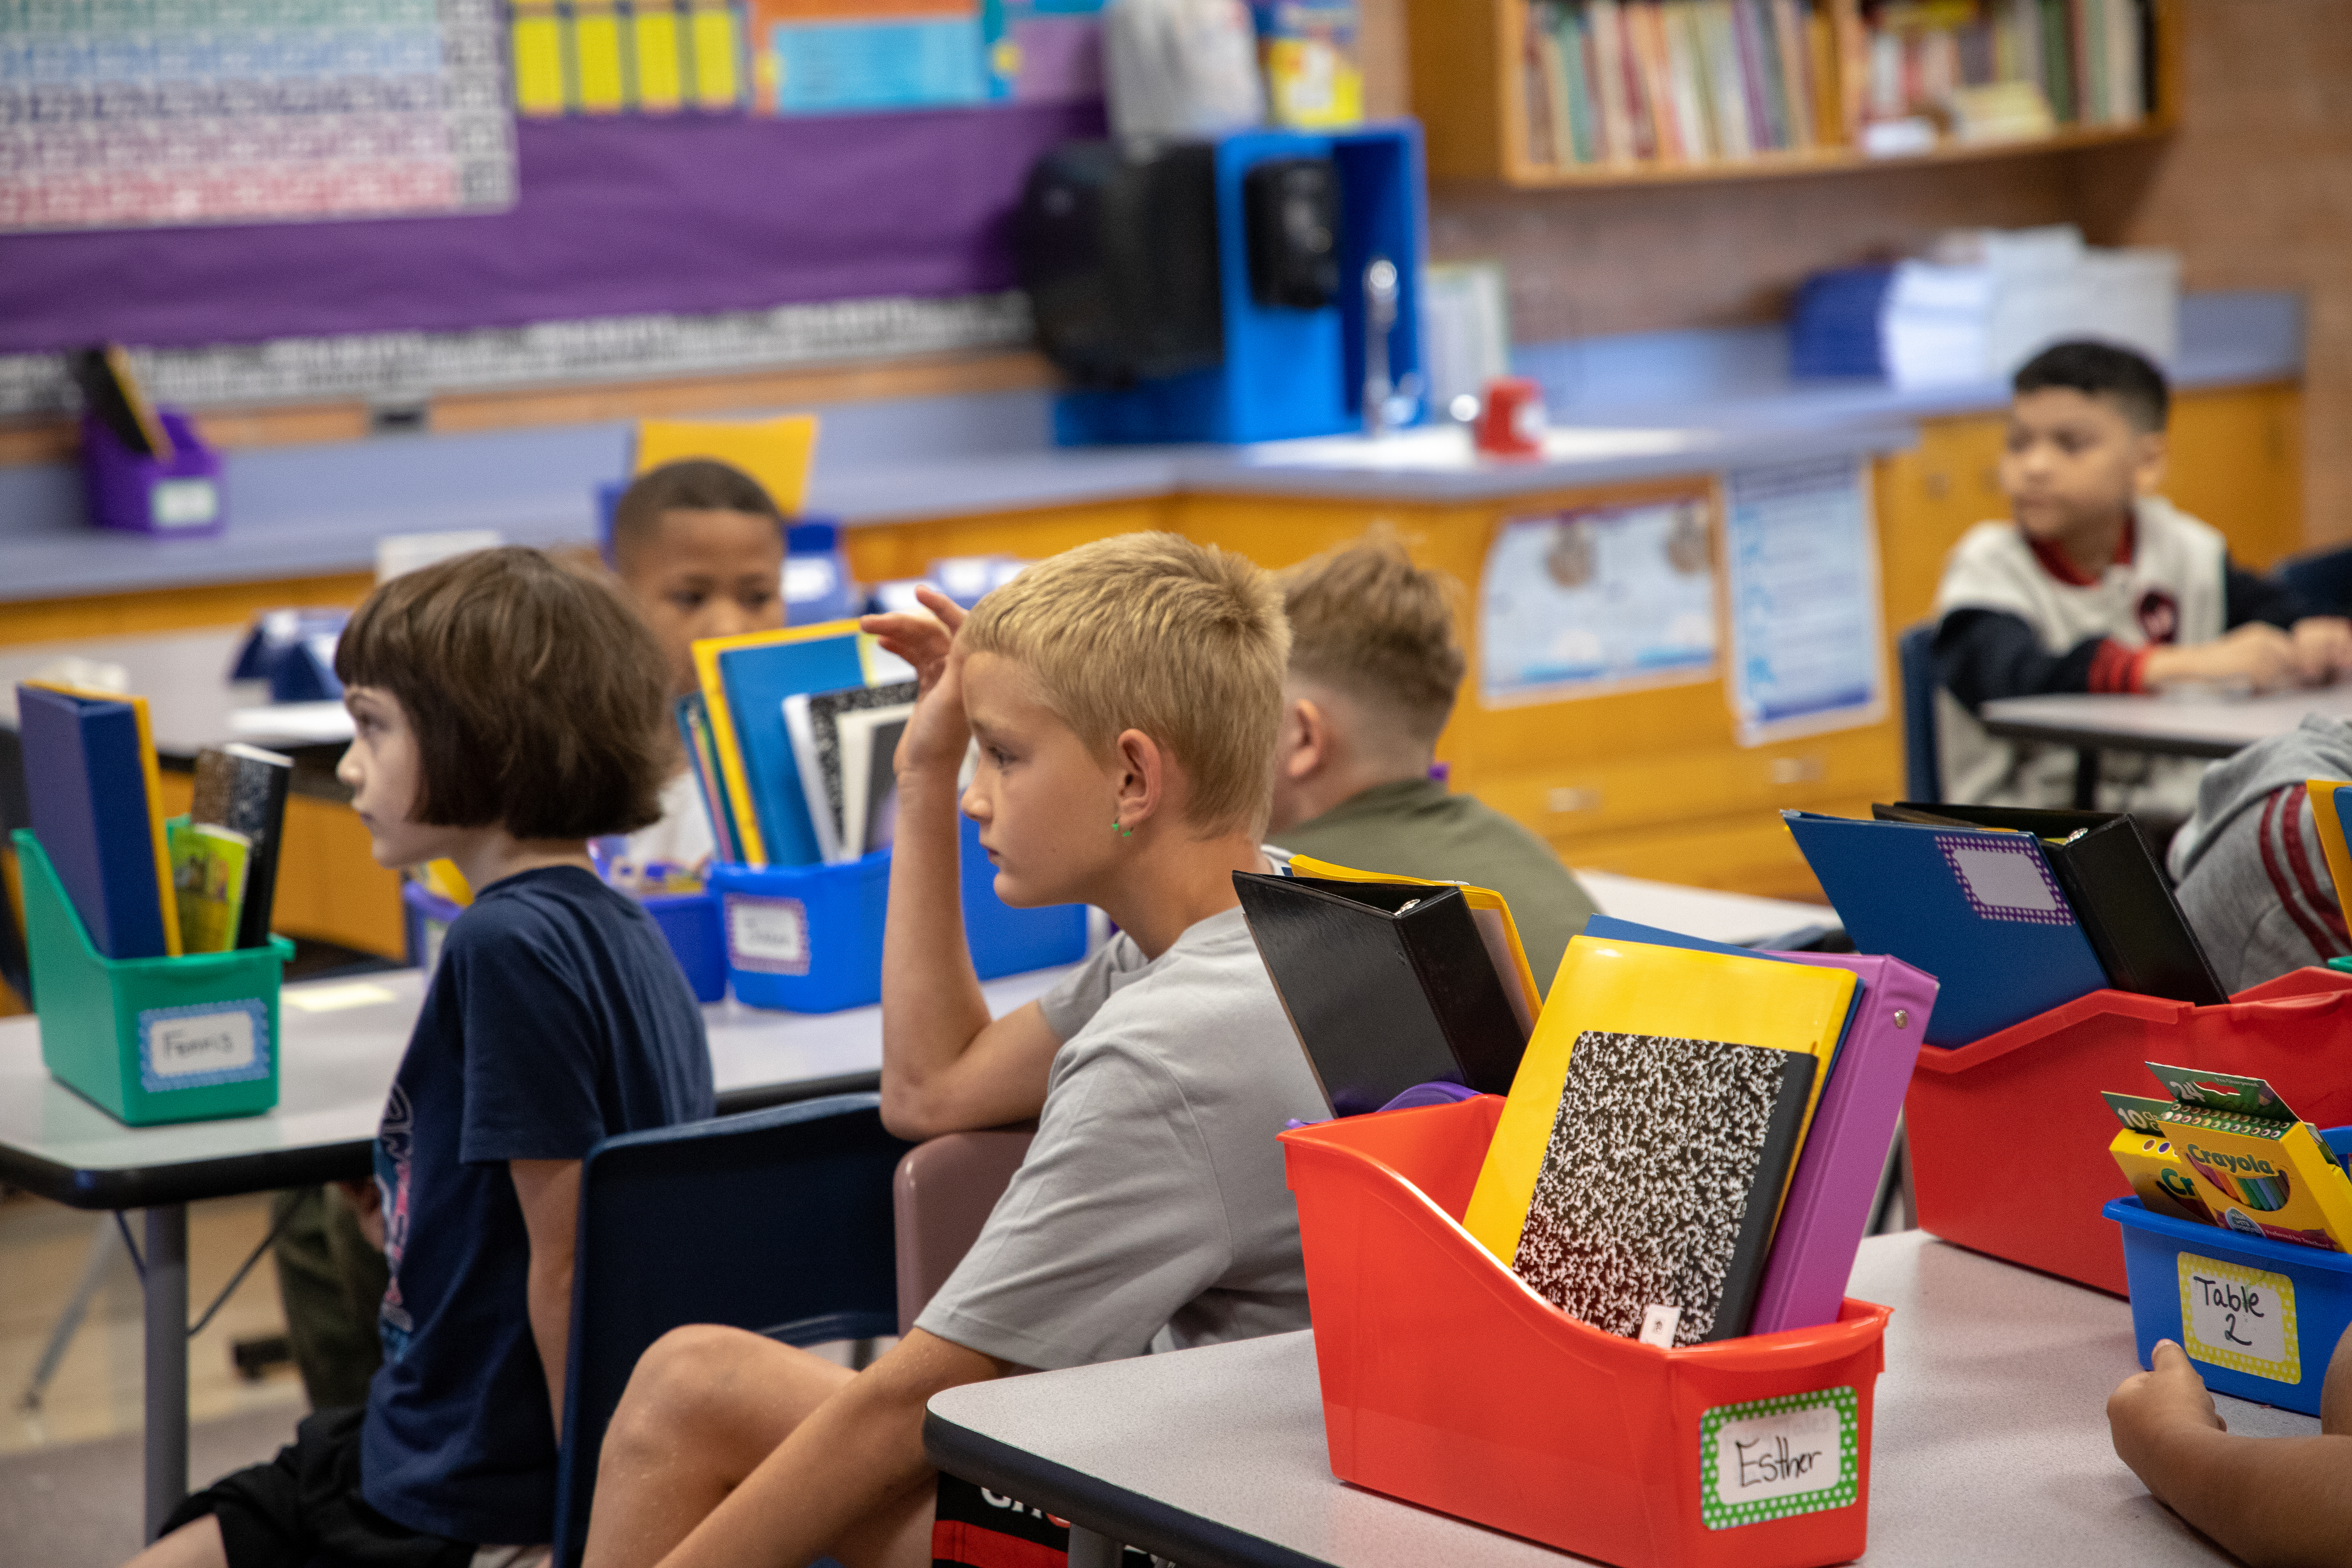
[1373,0,2346,547]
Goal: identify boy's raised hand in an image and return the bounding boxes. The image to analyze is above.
[862,585,972,782]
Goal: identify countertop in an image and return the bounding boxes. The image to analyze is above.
[0,291,2300,604]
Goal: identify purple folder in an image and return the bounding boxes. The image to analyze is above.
[1748,951,1939,1336]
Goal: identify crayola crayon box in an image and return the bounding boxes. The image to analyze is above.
[2104,1123,2214,1227]
[2122,1065,2352,1253]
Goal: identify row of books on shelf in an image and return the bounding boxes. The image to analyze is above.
[1521,0,2154,173]
[17,681,290,962]
[1244,857,1931,1343]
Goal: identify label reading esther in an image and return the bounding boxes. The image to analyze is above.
[1699,1387,1859,1530]
[727,894,810,974]
[2180,1253,2300,1383]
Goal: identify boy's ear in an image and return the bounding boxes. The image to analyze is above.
[1113,727,1168,827]
[2132,429,2169,495]
[1281,696,1330,781]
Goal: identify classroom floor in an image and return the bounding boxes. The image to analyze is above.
[0,1187,305,1562]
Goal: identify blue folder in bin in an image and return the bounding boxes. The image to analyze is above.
[1782,810,2106,1046]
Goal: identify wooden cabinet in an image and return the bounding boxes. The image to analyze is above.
[1409,0,2183,190]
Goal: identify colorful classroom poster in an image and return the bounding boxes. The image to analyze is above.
[0,0,516,233]
[1477,498,1720,706]
[1721,459,1887,746]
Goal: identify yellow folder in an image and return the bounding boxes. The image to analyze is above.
[1286,854,1542,1035]
[634,414,819,516]
[2305,778,2352,919]
[1461,932,1855,1263]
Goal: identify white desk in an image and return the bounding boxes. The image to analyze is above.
[0,962,1067,1538]
[925,1232,2317,1567]
[1981,687,2352,762]
[1578,870,1836,947]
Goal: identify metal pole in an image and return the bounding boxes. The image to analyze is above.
[1066,1525,1126,1568]
[144,1204,189,1542]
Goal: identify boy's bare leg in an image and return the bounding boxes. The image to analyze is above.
[584,1328,947,1568]
[123,1516,226,1568]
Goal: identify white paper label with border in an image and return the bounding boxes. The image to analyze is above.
[139,998,271,1092]
[1699,1386,1859,1530]
[150,478,220,528]
[2179,1253,2300,1383]
[726,894,810,975]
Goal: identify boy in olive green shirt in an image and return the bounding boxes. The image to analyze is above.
[1268,535,1599,992]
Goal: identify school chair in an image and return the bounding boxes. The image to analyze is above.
[892,1128,1036,1335]
[2277,544,2352,618]
[551,1093,912,1568]
[1896,622,1943,805]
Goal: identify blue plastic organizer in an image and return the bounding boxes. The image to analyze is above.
[711,816,1088,1012]
[2109,1127,2352,1416]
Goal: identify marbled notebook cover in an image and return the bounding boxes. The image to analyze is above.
[1512,1030,1814,1346]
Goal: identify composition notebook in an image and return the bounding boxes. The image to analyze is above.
[1512,1029,1816,1346]
[1873,801,2225,1006]
[1234,872,1530,1115]
[1462,932,1854,1264]
[1581,916,1937,1335]
[1783,808,2107,1046]
[18,681,180,959]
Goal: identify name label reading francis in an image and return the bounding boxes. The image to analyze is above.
[1698,1386,1859,1530]
[137,998,271,1092]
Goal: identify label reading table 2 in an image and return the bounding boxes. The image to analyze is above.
[1698,1386,1858,1530]
[2180,1253,2300,1383]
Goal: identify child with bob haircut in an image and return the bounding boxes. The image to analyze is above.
[131,547,715,1568]
[580,532,1328,1568]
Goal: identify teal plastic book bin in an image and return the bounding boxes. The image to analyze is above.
[712,818,1087,1013]
[15,830,291,1126]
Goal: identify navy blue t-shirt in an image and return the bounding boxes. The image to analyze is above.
[361,866,714,1545]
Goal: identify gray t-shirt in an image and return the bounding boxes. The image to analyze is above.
[914,905,1328,1370]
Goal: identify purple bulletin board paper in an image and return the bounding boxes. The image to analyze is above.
[0,104,1104,356]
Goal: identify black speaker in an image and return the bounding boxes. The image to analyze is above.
[1018,139,1224,389]
[1241,156,1340,310]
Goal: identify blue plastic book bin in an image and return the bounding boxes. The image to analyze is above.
[2109,1127,2352,1416]
[407,882,728,1005]
[712,818,1088,1012]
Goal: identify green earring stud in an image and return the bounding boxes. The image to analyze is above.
[1113,816,1132,838]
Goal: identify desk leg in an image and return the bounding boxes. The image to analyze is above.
[1067,1526,1127,1567]
[144,1204,189,1542]
[2072,747,2101,811]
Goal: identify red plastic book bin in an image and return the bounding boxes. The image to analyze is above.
[1905,966,2352,1297]
[1281,1097,1891,1568]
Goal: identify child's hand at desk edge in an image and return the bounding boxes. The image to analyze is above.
[2143,622,2303,694]
[862,585,972,786]
[2109,1335,2352,1567]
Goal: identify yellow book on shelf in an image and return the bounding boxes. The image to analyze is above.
[634,414,819,516]
[689,0,743,108]
[1285,854,1542,1033]
[1461,931,1855,1262]
[573,1,628,112]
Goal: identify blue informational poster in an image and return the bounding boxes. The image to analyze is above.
[770,16,988,113]
[1723,458,1887,746]
[1478,498,1720,706]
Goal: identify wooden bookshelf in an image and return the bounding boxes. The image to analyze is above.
[1409,0,2182,189]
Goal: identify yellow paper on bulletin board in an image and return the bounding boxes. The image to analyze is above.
[633,415,819,515]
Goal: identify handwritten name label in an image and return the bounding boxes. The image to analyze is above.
[1699,1387,1858,1530]
[2179,1253,2300,1383]
[726,894,810,974]
[149,1011,254,1076]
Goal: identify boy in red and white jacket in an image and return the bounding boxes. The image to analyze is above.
[1931,340,2352,813]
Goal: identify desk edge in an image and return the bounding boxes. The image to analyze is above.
[922,1407,1333,1568]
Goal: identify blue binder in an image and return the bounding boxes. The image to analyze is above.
[1782,809,2105,1047]
[18,683,172,959]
